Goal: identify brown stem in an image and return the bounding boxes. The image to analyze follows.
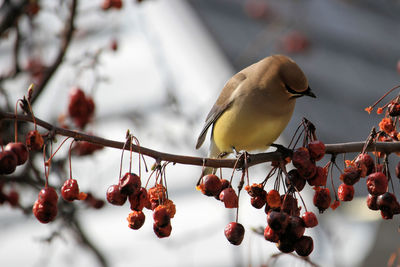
[2,111,400,170]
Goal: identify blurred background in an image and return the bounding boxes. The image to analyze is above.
[0,0,400,266]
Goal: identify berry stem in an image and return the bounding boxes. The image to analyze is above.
[47,136,71,163]
[368,83,400,110]
[69,139,75,180]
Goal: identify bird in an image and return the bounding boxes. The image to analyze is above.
[196,54,315,175]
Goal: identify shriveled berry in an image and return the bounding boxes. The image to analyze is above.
[200,174,222,197]
[267,211,289,233]
[219,188,238,208]
[366,172,388,196]
[307,166,327,186]
[153,205,171,227]
[33,200,58,223]
[264,225,279,243]
[292,147,311,168]
[302,211,318,228]
[313,188,331,213]
[285,216,305,240]
[388,102,400,117]
[281,194,300,216]
[267,189,281,208]
[25,130,44,151]
[366,194,379,210]
[224,222,245,245]
[127,210,145,230]
[128,187,148,211]
[106,184,127,205]
[297,161,317,180]
[148,184,167,204]
[355,153,375,176]
[61,178,80,201]
[153,222,172,238]
[340,166,361,185]
[277,236,295,253]
[246,183,265,197]
[163,199,176,218]
[307,140,326,161]
[5,142,28,165]
[119,173,141,196]
[285,169,306,191]
[251,195,266,209]
[295,235,314,257]
[338,183,354,201]
[0,150,17,174]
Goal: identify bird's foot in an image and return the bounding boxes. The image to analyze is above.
[270,143,293,160]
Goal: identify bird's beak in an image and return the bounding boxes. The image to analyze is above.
[303,86,316,98]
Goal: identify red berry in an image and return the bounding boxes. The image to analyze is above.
[38,187,58,205]
[285,216,305,240]
[264,225,279,243]
[307,140,325,161]
[366,172,388,196]
[153,205,171,227]
[119,173,141,196]
[127,210,145,230]
[292,147,311,167]
[377,192,400,215]
[5,142,29,165]
[25,130,44,151]
[33,200,58,223]
[84,193,105,209]
[295,235,314,257]
[313,188,331,213]
[128,187,148,211]
[219,188,238,208]
[106,184,127,205]
[366,194,379,210]
[148,184,167,204]
[267,189,281,208]
[302,211,318,228]
[285,169,306,191]
[267,211,289,233]
[355,153,375,176]
[224,222,245,246]
[0,150,18,174]
[246,183,265,197]
[251,195,266,209]
[307,166,327,186]
[281,194,300,216]
[200,174,222,197]
[7,190,19,207]
[338,183,354,201]
[61,179,80,201]
[277,236,295,253]
[297,161,317,180]
[340,166,361,185]
[153,222,172,238]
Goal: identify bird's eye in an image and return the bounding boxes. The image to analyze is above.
[285,84,303,98]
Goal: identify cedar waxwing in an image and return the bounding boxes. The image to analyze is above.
[196,55,315,174]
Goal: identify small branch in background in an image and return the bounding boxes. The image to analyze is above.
[0,0,29,36]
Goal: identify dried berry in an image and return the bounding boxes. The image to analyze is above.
[148,184,167,204]
[119,173,141,196]
[281,194,300,216]
[338,183,354,201]
[313,188,331,213]
[307,140,326,161]
[285,169,306,191]
[33,200,58,223]
[292,147,311,169]
[128,187,148,211]
[224,222,245,245]
[277,236,295,253]
[61,179,80,201]
[251,195,266,209]
[219,188,238,209]
[106,184,127,205]
[355,153,375,176]
[297,161,317,180]
[388,102,400,117]
[5,142,29,165]
[267,211,289,233]
[366,172,388,196]
[127,210,145,230]
[153,205,171,227]
[25,130,44,150]
[264,225,279,243]
[307,166,327,186]
[284,216,305,240]
[302,211,318,228]
[0,150,18,174]
[267,189,281,208]
[153,222,172,238]
[340,166,361,185]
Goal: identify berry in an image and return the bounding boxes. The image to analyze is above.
[340,166,361,185]
[148,184,167,204]
[297,161,317,180]
[338,183,354,201]
[84,193,105,209]
[128,187,148,211]
[162,199,176,218]
[388,102,400,117]
[377,192,400,215]
[25,130,44,150]
[281,194,300,216]
[266,189,281,208]
[267,211,289,233]
[246,183,265,197]
[366,194,379,210]
[284,216,305,240]
[292,147,311,169]
[366,172,388,196]
[277,236,295,253]
[67,87,95,128]
[355,153,375,176]
[5,142,29,165]
[0,150,18,174]
[224,222,245,246]
[119,173,141,196]
[38,187,58,205]
[307,166,327,186]
[302,211,318,228]
[285,169,306,191]
[153,222,172,238]
[295,236,314,257]
[307,140,326,161]
[313,188,331,213]
[219,188,238,208]
[106,184,127,205]
[153,205,171,227]
[200,174,222,197]
[7,190,19,207]
[33,200,58,223]
[61,179,80,201]
[127,210,145,230]
[264,225,279,243]
[251,195,266,209]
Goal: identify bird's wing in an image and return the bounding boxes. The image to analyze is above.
[195,72,247,149]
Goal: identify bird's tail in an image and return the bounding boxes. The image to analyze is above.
[199,139,224,178]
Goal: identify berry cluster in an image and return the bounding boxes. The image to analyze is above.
[0,142,28,175]
[67,87,95,129]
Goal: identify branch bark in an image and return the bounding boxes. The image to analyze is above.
[2,111,400,169]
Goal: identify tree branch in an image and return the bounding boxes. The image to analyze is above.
[2,111,400,170]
